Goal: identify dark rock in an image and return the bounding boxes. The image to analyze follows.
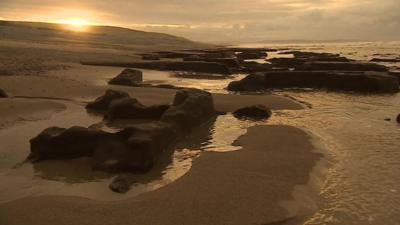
[389,72,400,81]
[397,114,400,123]
[29,89,217,174]
[82,61,231,75]
[302,62,388,72]
[370,58,400,63]
[384,118,392,121]
[105,97,169,121]
[28,126,106,161]
[228,71,399,93]
[223,47,270,53]
[109,175,133,193]
[183,57,240,68]
[237,52,267,60]
[0,88,7,98]
[240,61,273,72]
[311,56,350,62]
[86,89,129,111]
[153,84,182,89]
[141,54,160,60]
[233,105,272,120]
[154,51,194,59]
[93,122,175,172]
[264,71,399,92]
[227,74,266,92]
[109,68,143,86]
[268,58,306,68]
[161,89,217,132]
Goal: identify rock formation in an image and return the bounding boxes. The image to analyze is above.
[108,68,143,86]
[28,89,217,175]
[228,71,399,93]
[86,89,129,111]
[105,97,169,121]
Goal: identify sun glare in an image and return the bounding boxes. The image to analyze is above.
[56,18,92,32]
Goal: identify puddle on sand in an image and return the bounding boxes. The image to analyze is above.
[0,97,264,202]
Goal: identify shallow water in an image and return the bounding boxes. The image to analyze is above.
[248,41,400,224]
[140,69,246,93]
[1,41,399,224]
[0,98,262,202]
[269,91,400,225]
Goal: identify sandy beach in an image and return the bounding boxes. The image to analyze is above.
[2,1,400,223]
[0,125,321,225]
[0,34,323,225]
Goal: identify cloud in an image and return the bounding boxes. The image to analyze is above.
[0,0,398,42]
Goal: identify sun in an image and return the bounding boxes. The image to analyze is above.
[56,18,92,32]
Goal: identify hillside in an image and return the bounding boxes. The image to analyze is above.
[0,20,209,50]
[0,20,212,76]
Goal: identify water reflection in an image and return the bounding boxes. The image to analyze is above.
[269,91,400,225]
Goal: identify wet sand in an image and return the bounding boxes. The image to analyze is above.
[0,98,66,129]
[0,44,317,225]
[0,64,303,111]
[0,125,321,225]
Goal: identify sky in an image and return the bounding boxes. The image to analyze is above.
[0,0,399,43]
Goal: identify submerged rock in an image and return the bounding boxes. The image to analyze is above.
[109,69,143,86]
[397,114,400,123]
[0,88,7,98]
[86,89,129,111]
[233,105,272,120]
[105,97,169,121]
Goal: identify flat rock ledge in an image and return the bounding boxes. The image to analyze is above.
[228,71,399,93]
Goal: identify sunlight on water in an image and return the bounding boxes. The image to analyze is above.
[270,91,400,225]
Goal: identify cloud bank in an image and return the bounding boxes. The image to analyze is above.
[0,0,399,42]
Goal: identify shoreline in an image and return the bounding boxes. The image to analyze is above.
[1,46,322,224]
[0,125,322,225]
[278,130,333,225]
